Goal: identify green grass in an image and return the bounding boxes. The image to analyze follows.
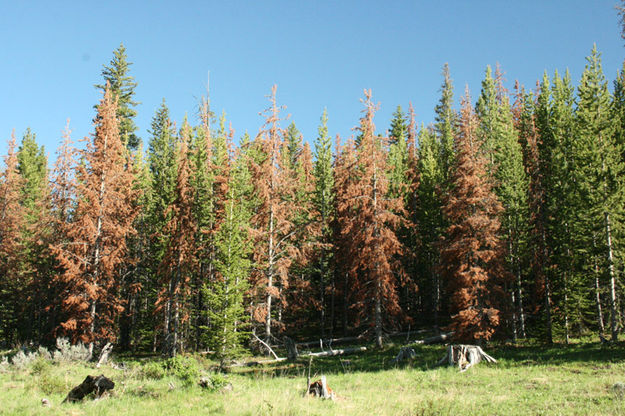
[2,340,625,415]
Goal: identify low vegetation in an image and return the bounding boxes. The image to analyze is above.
[1,340,624,415]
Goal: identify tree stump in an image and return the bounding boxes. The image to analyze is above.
[437,344,496,372]
[307,375,335,400]
[284,336,298,360]
[62,375,115,403]
[96,343,113,368]
[392,347,417,364]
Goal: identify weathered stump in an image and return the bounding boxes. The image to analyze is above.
[307,376,335,400]
[437,344,497,372]
[96,343,113,368]
[392,347,416,364]
[62,374,115,403]
[284,336,299,360]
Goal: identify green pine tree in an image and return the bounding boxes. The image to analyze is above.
[476,64,529,340]
[96,43,140,150]
[312,109,335,336]
[204,143,253,365]
[575,45,623,341]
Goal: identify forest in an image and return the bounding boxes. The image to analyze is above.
[0,41,623,366]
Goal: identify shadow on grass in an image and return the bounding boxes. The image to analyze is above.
[229,337,625,379]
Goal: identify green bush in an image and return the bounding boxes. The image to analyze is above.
[140,361,166,380]
[29,356,52,376]
[163,355,200,386]
[139,355,201,386]
[37,373,67,395]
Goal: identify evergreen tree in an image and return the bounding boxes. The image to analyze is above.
[312,109,335,336]
[476,65,529,340]
[249,85,297,341]
[0,134,26,345]
[338,90,406,347]
[96,43,140,150]
[17,129,53,342]
[156,125,196,357]
[415,126,445,327]
[51,86,139,355]
[575,45,622,341]
[435,63,457,181]
[204,142,253,364]
[439,88,508,343]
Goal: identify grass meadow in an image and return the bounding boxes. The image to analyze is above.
[2,340,625,415]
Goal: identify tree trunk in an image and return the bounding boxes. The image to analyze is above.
[541,229,553,344]
[516,259,526,338]
[593,235,606,339]
[606,212,618,341]
[265,208,275,341]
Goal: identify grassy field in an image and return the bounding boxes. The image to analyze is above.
[2,339,625,415]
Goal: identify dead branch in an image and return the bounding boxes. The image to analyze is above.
[252,333,280,360]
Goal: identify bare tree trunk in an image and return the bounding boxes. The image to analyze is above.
[516,260,526,338]
[593,235,606,339]
[541,229,553,343]
[564,273,570,345]
[606,212,618,341]
[375,279,382,348]
[266,208,274,341]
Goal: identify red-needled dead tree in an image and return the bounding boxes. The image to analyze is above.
[0,133,26,344]
[337,90,406,348]
[439,88,507,343]
[249,85,298,342]
[51,86,138,356]
[155,124,197,357]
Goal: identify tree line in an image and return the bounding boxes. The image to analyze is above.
[0,43,623,361]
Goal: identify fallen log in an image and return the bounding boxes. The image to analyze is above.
[293,335,364,349]
[226,345,367,368]
[305,346,367,357]
[437,344,497,372]
[62,374,115,403]
[413,332,454,345]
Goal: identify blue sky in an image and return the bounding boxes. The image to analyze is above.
[0,0,622,161]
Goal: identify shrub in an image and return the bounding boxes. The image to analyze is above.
[53,338,90,362]
[11,351,37,369]
[37,373,67,395]
[0,357,8,373]
[29,356,52,375]
[163,356,201,386]
[140,362,166,380]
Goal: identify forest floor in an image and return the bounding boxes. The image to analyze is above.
[1,338,625,415]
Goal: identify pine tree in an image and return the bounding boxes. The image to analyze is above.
[435,63,457,181]
[312,109,335,336]
[145,100,179,350]
[189,94,215,350]
[204,141,253,364]
[249,85,297,341]
[338,90,406,347]
[439,88,508,343]
[51,86,139,354]
[415,126,445,326]
[96,43,140,150]
[16,129,53,342]
[0,133,26,344]
[533,73,555,343]
[476,65,529,340]
[156,126,196,357]
[575,45,622,341]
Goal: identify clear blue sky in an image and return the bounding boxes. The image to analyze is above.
[0,0,622,161]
